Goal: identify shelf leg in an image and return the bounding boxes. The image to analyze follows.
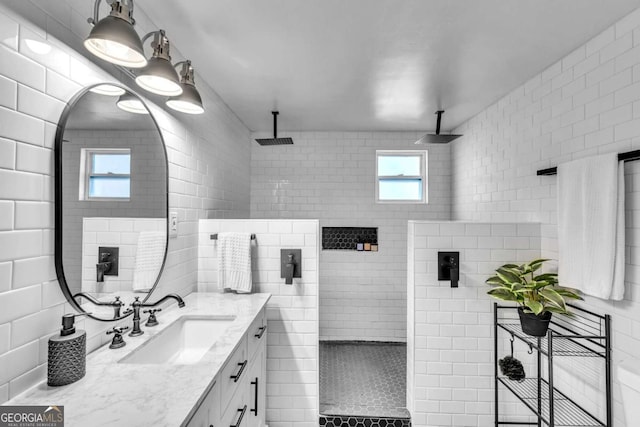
[605,314,612,427]
[548,332,554,427]
[494,303,499,427]
[537,337,541,427]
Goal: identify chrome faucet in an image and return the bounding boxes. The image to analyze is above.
[73,292,126,319]
[127,294,185,337]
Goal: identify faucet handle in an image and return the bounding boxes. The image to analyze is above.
[111,296,124,306]
[143,308,162,327]
[130,296,141,306]
[106,326,129,335]
[106,326,129,349]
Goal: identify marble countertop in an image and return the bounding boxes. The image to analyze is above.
[4,292,271,427]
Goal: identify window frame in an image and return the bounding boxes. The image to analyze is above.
[79,148,131,201]
[375,150,428,204]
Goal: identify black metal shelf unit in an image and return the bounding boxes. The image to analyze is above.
[494,303,611,427]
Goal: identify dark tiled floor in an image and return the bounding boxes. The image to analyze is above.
[319,415,411,427]
[319,341,410,419]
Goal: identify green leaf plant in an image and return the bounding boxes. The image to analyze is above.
[486,259,582,315]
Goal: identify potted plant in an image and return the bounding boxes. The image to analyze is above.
[486,259,582,336]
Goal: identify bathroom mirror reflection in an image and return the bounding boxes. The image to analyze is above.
[55,84,168,321]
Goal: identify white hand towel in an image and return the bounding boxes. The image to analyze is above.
[217,232,252,293]
[557,153,625,300]
[132,231,166,292]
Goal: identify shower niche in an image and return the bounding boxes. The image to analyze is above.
[321,227,378,251]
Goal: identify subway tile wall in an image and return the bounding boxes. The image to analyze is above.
[451,7,640,426]
[250,132,451,342]
[407,221,541,427]
[198,219,319,427]
[0,2,251,403]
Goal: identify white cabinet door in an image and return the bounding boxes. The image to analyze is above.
[246,344,266,427]
[185,381,220,427]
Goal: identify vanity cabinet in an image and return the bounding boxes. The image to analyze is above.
[184,308,267,427]
[185,381,220,427]
[226,308,267,427]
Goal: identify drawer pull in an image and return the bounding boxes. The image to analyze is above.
[254,326,267,339]
[230,360,247,382]
[230,405,247,427]
[250,377,259,415]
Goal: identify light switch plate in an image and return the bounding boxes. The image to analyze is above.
[169,212,178,238]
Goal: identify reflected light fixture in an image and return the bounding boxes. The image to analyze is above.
[84,0,147,68]
[135,30,183,96]
[90,84,126,97]
[166,61,204,115]
[116,93,149,114]
[25,39,52,55]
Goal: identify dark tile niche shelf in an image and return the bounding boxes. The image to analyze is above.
[322,227,377,250]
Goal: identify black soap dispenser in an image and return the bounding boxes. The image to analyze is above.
[48,313,89,386]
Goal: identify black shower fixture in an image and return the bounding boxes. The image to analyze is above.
[415,110,463,144]
[255,111,294,145]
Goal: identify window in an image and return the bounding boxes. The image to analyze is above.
[79,149,131,200]
[376,150,427,203]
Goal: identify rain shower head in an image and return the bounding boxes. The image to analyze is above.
[255,111,294,145]
[415,110,462,144]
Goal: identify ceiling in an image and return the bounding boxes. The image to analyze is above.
[137,0,640,132]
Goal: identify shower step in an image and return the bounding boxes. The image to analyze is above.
[319,415,411,427]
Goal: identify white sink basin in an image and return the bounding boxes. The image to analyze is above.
[120,315,236,365]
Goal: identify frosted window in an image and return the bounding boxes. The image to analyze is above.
[82,149,131,200]
[378,179,423,201]
[376,151,427,203]
[91,154,130,174]
[89,177,130,198]
[377,156,421,176]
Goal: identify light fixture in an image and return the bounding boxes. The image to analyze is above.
[116,93,149,114]
[90,84,126,96]
[166,61,204,115]
[134,30,183,96]
[84,0,147,68]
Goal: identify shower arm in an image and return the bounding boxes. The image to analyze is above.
[272,111,279,138]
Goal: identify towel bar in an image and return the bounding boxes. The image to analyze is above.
[210,233,256,240]
[537,149,640,175]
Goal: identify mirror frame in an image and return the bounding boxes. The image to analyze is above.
[54,83,170,321]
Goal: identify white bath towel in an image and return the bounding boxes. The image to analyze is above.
[217,232,252,293]
[132,231,166,292]
[557,153,625,300]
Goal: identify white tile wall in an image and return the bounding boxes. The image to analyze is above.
[251,132,451,342]
[451,7,640,426]
[0,1,251,403]
[198,219,319,427]
[407,221,541,426]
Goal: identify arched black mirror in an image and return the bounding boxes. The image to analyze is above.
[55,83,168,321]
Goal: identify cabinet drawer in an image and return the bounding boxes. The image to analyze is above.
[220,335,248,414]
[221,385,248,427]
[247,308,266,362]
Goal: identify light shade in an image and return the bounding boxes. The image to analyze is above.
[135,56,183,96]
[166,83,204,114]
[84,15,147,68]
[90,84,126,97]
[116,94,149,114]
